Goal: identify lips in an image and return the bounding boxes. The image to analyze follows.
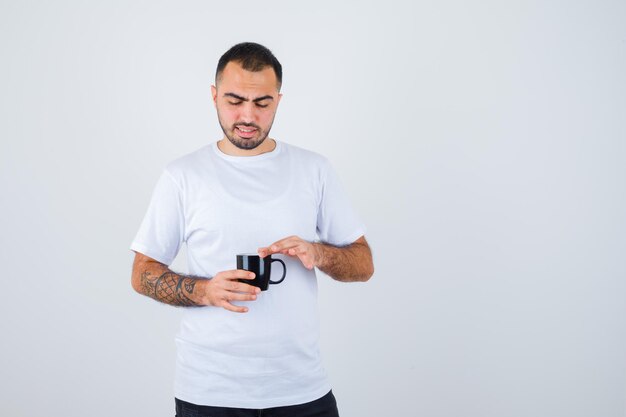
[235,125,258,138]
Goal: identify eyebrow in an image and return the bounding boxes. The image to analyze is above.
[223,92,274,103]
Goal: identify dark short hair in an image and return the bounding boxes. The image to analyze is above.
[215,42,283,91]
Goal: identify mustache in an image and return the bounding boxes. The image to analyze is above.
[233,122,260,129]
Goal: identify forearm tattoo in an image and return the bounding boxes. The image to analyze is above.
[139,270,200,307]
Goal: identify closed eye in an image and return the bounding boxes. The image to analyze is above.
[228,101,242,105]
[256,103,268,108]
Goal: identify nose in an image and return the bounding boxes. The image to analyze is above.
[239,102,257,123]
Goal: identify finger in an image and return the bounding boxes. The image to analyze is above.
[257,236,301,258]
[287,244,311,260]
[296,252,315,270]
[271,240,300,252]
[220,270,256,280]
[287,245,307,256]
[272,243,314,268]
[221,300,249,313]
[271,242,300,256]
[265,236,301,254]
[225,290,259,302]
[228,281,261,294]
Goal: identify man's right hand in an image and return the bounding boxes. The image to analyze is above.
[131,252,260,312]
[196,270,260,313]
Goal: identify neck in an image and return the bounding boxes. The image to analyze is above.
[217,138,277,156]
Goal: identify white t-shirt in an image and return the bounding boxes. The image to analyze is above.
[130,140,366,408]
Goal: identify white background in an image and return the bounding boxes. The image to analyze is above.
[1,1,625,416]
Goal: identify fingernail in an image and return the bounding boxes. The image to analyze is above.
[271,245,277,250]
[250,273,255,278]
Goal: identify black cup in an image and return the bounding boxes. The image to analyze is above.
[237,254,286,291]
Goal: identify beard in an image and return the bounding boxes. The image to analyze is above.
[217,113,275,151]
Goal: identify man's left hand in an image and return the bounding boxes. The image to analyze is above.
[258,235,320,270]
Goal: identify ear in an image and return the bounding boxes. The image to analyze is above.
[277,92,283,105]
[210,85,217,107]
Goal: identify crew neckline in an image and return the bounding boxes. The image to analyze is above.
[212,140,283,162]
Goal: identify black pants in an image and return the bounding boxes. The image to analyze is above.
[175,390,340,417]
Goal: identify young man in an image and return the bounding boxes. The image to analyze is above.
[130,42,374,417]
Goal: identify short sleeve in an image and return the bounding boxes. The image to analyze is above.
[130,170,185,266]
[316,159,367,246]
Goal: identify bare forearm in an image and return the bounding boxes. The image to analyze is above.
[312,239,374,282]
[133,262,204,307]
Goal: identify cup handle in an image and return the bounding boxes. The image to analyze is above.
[269,258,286,284]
